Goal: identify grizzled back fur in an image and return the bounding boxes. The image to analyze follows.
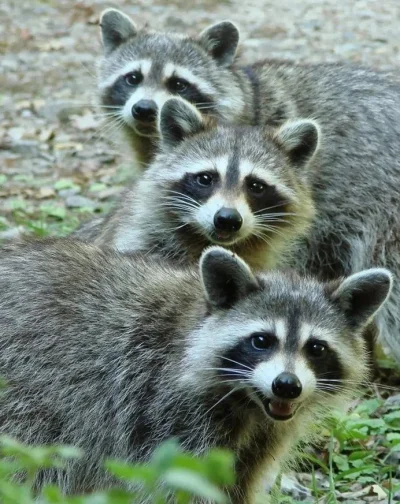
[0,238,393,500]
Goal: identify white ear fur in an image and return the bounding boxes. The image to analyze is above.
[273,119,320,169]
[199,246,259,309]
[100,8,138,55]
[331,268,393,329]
[159,98,204,149]
[199,21,240,67]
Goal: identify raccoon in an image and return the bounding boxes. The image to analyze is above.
[97,8,245,167]
[89,97,320,271]
[0,238,392,500]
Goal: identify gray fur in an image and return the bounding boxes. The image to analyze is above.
[0,238,390,500]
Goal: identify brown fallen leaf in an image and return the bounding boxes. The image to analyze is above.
[36,187,56,200]
[39,128,56,142]
[54,142,83,151]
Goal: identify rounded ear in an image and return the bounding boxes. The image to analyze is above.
[159,98,204,149]
[199,21,240,67]
[100,8,138,55]
[331,268,393,330]
[200,246,259,309]
[273,119,320,170]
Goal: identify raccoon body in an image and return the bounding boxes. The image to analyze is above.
[0,238,392,500]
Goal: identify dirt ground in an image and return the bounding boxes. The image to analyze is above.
[1,0,400,502]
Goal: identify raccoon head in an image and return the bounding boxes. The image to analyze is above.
[98,9,241,138]
[183,247,393,422]
[142,98,319,268]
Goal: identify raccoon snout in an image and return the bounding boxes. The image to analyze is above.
[213,208,243,232]
[272,372,302,399]
[131,99,157,122]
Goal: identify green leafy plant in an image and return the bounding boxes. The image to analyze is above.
[0,437,235,504]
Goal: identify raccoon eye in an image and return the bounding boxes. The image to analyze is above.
[251,333,276,351]
[195,172,213,187]
[125,71,143,87]
[306,341,327,358]
[168,77,190,93]
[247,179,267,196]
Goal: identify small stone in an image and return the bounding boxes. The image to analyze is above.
[0,227,24,241]
[385,393,400,406]
[58,188,81,198]
[65,195,97,209]
[96,187,123,200]
[10,141,39,156]
[7,127,25,141]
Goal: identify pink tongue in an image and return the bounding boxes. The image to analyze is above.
[269,400,293,416]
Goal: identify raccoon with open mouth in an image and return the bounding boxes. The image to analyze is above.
[0,238,392,500]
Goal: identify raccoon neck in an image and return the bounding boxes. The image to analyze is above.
[235,62,299,128]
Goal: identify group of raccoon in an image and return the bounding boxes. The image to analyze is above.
[0,7,400,502]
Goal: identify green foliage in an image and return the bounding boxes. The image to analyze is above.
[0,437,235,504]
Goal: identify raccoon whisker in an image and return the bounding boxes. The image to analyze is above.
[319,379,399,392]
[164,191,201,207]
[99,105,124,110]
[254,224,288,240]
[159,203,198,213]
[164,223,189,232]
[203,367,251,376]
[95,112,123,118]
[79,61,97,79]
[217,356,253,372]
[253,202,290,214]
[253,226,285,245]
[95,118,126,138]
[255,217,290,225]
[249,231,277,250]
[159,199,200,210]
[254,212,297,220]
[204,387,242,416]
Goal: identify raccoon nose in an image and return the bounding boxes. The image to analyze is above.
[272,372,302,399]
[131,99,157,122]
[214,208,243,232]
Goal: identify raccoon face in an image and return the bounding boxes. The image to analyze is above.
[98,9,240,137]
[150,98,319,251]
[184,247,392,422]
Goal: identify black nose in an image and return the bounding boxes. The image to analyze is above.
[131,99,157,122]
[272,372,302,399]
[213,208,243,232]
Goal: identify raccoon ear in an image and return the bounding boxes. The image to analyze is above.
[200,246,259,309]
[273,119,320,170]
[100,9,138,55]
[159,98,204,149]
[331,268,393,330]
[199,21,240,67]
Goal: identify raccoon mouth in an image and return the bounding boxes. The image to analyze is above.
[259,396,298,421]
[209,230,241,245]
[133,123,157,138]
